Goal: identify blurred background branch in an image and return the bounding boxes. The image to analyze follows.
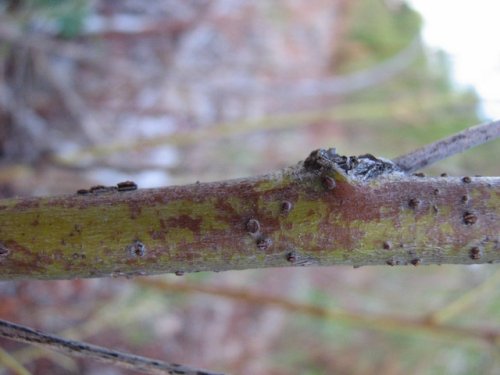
[136,277,500,346]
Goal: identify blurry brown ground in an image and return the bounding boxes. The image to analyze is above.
[0,1,499,374]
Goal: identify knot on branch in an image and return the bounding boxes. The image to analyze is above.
[303,148,403,180]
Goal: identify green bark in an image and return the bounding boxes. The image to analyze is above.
[0,154,498,280]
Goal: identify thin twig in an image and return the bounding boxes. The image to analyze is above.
[0,319,224,375]
[394,119,500,172]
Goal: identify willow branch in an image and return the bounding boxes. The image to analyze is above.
[0,319,223,375]
[0,153,499,280]
[0,123,499,280]
[394,120,500,172]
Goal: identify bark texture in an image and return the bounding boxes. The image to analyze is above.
[0,153,498,280]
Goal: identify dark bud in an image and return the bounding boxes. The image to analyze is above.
[128,240,146,257]
[322,176,336,190]
[410,258,421,266]
[117,181,138,191]
[463,211,477,225]
[281,201,293,214]
[246,219,260,234]
[286,251,296,263]
[256,237,272,250]
[469,247,481,260]
[408,198,420,209]
[303,149,324,170]
[89,185,116,194]
[0,243,10,257]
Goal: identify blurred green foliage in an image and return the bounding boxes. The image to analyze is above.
[336,0,421,74]
[9,0,88,38]
[331,0,497,175]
